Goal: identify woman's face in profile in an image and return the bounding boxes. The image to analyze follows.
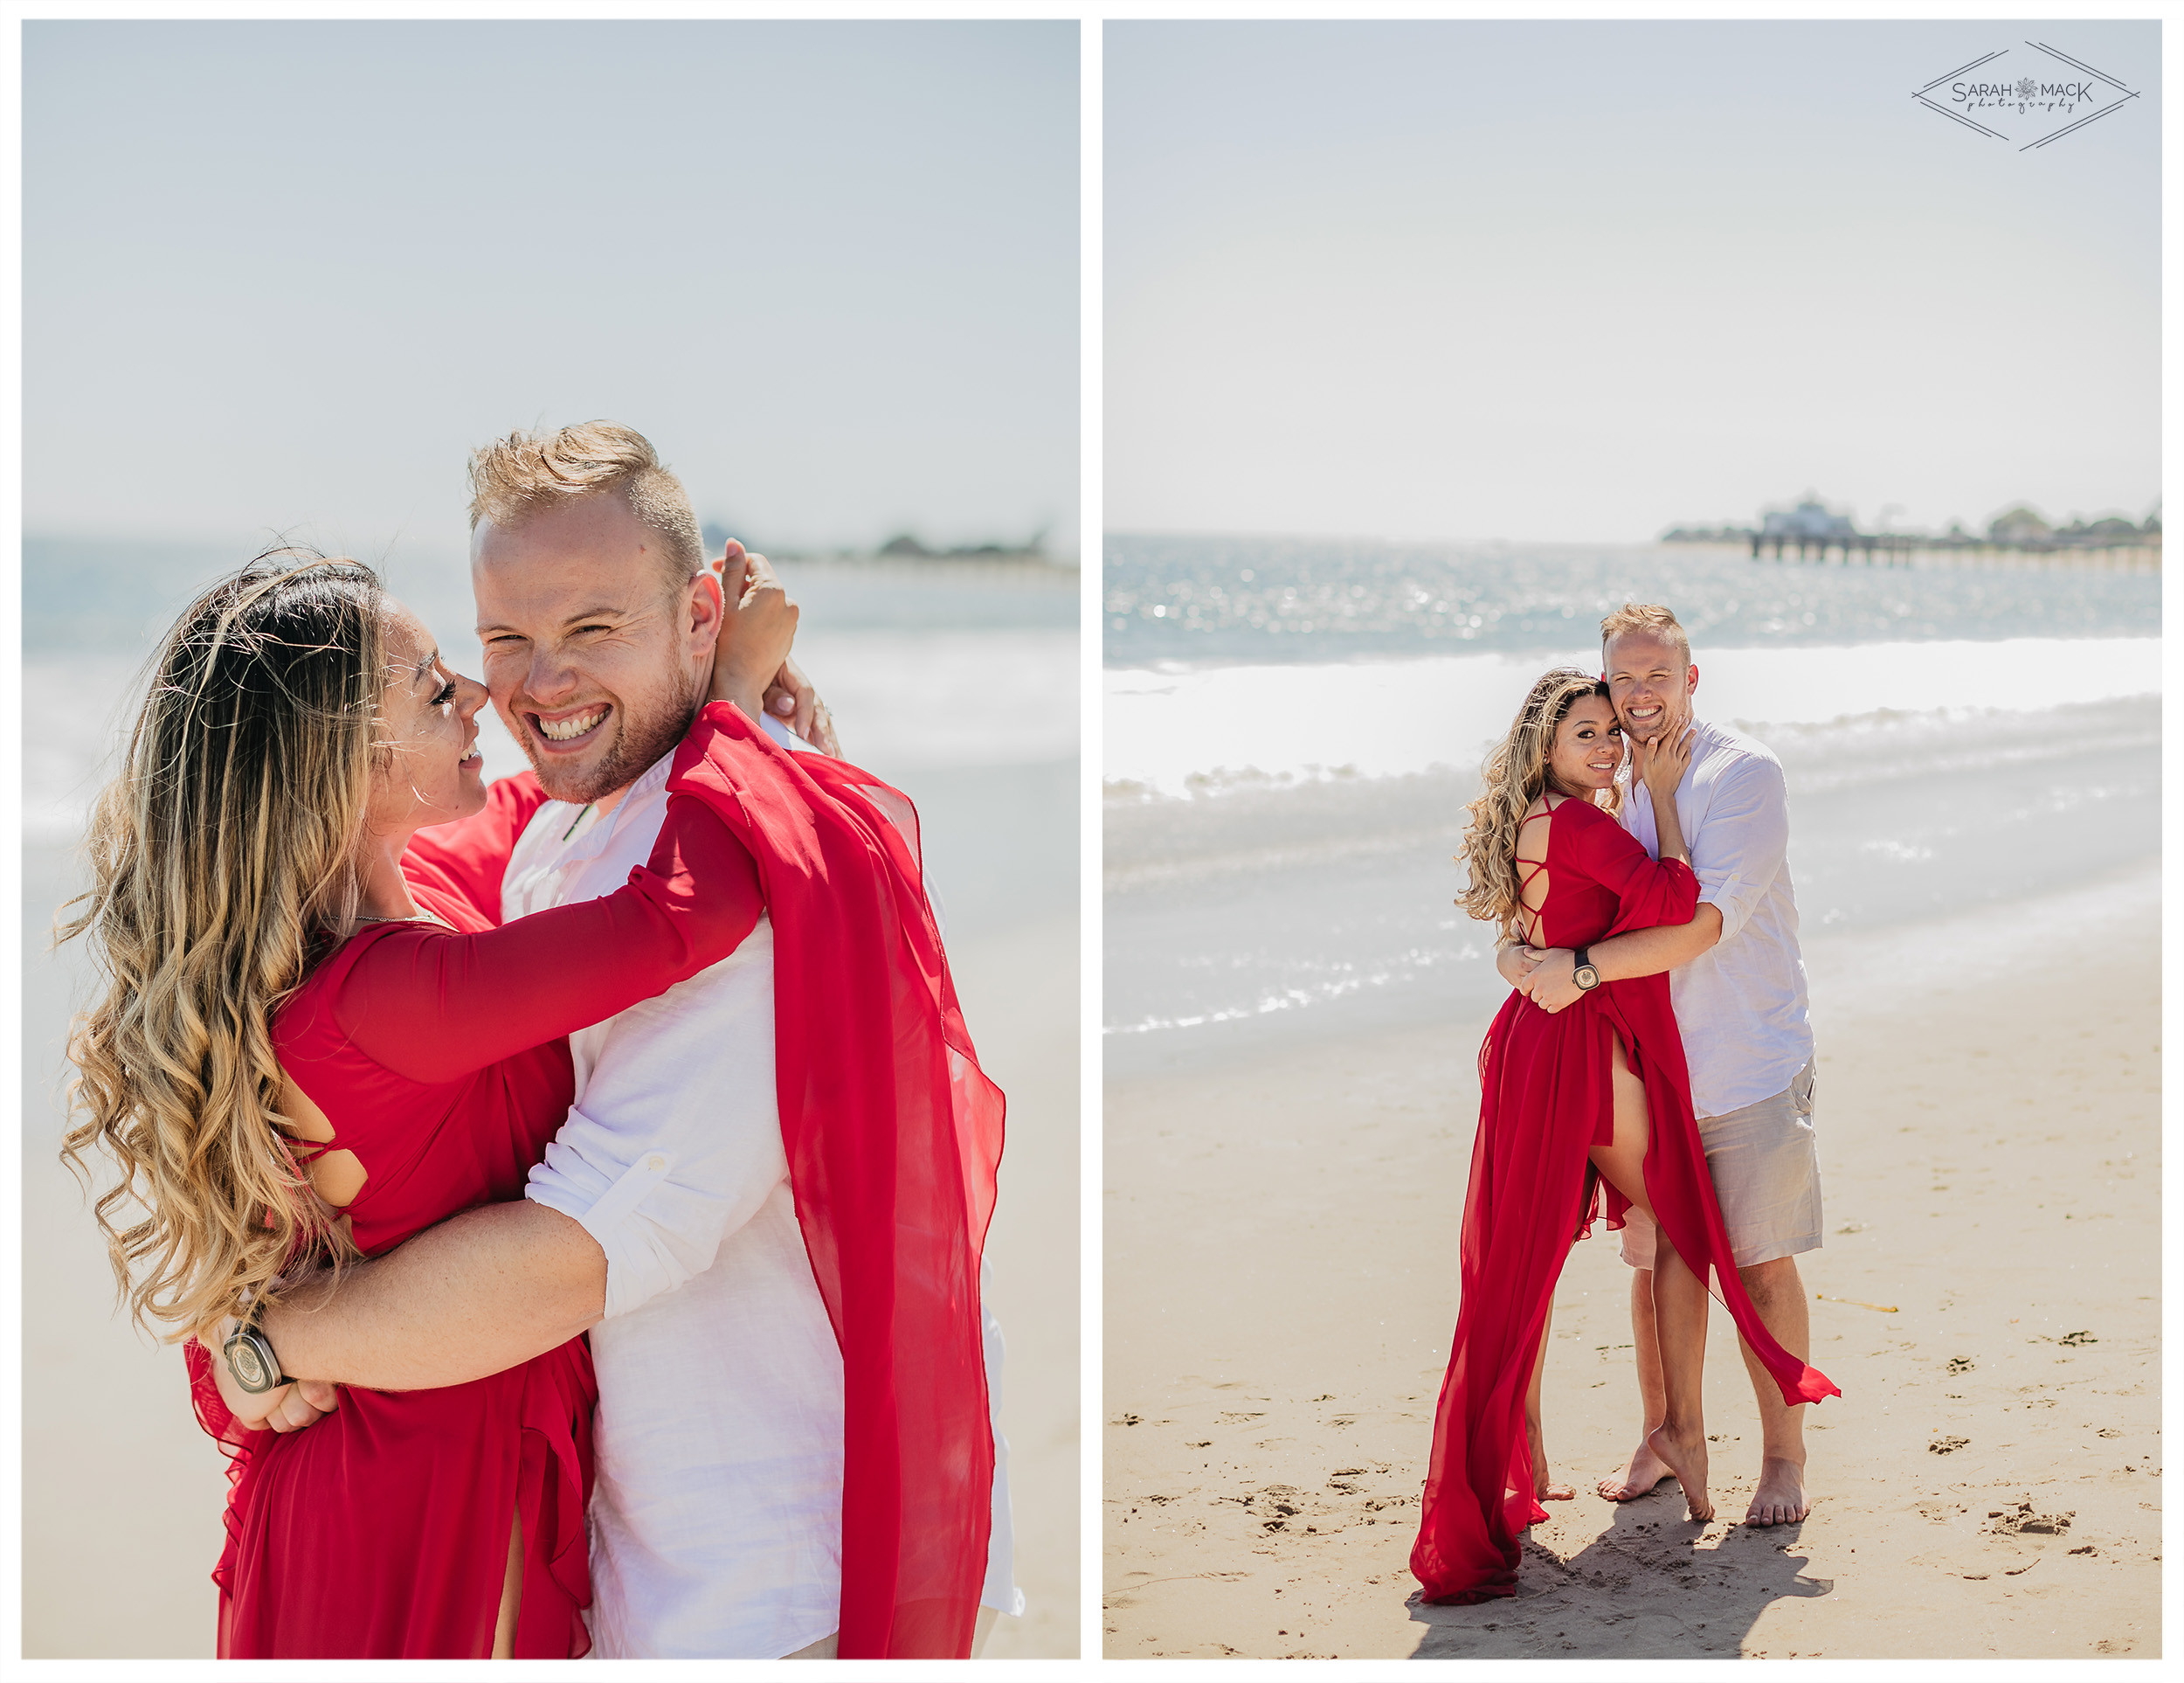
[368,602,491,836]
[1547,695,1623,796]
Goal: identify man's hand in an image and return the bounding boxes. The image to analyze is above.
[1496,943,1546,989]
[1524,947,1585,1013]
[199,1323,340,1434]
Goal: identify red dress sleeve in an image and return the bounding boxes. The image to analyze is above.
[1555,799,1700,937]
[400,772,551,927]
[327,715,764,1085]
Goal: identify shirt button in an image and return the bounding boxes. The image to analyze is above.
[646,1154,667,1172]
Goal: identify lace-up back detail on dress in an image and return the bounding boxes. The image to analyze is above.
[1511,799,1560,946]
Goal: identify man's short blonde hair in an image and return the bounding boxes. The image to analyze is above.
[467,422,705,590]
[1599,602,1692,668]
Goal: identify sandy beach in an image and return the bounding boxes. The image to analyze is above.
[23,842,1080,1659]
[1103,857,2160,1659]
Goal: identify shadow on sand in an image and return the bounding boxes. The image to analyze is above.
[1405,1486,1831,1659]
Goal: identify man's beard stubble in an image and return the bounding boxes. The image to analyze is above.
[516,669,707,807]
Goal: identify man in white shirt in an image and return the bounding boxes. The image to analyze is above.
[228,423,1019,1655]
[1506,603,1821,1529]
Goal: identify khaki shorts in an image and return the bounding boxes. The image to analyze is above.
[1619,1059,1821,1271]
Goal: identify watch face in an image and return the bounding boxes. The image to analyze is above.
[227,1333,271,1392]
[1574,966,1600,989]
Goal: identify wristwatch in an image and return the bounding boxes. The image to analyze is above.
[222,1319,294,1396]
[1572,946,1601,992]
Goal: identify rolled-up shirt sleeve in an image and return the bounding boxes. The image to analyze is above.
[524,923,784,1322]
[1690,757,1790,947]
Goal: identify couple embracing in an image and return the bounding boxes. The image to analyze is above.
[1412,602,1838,1605]
[63,423,1019,1659]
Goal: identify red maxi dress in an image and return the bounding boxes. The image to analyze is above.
[183,708,767,1659]
[1410,793,1838,1604]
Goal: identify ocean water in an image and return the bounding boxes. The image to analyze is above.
[24,537,1081,942]
[1103,536,2160,1079]
[1106,533,2158,663]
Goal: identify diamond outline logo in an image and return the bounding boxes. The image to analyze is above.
[1913,40,2141,151]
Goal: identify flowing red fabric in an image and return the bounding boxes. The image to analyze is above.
[663,705,1006,1659]
[182,715,766,1658]
[1411,796,1837,1604]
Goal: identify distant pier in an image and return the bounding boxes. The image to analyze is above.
[1735,530,2159,570]
[1660,499,2160,571]
[1751,529,1889,563]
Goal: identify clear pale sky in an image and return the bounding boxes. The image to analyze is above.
[1107,20,2160,543]
[25,21,1078,557]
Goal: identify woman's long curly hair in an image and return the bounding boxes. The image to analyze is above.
[59,551,390,1340]
[1456,667,1619,941]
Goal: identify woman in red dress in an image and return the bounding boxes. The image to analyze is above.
[61,548,793,1657]
[1410,668,1837,1605]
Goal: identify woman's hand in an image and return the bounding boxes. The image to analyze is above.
[1631,721,1696,807]
[707,542,799,720]
[761,657,842,758]
[199,1320,340,1434]
[1520,948,1585,1014]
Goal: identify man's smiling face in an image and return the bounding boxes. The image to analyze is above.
[1602,629,1697,744]
[471,491,719,807]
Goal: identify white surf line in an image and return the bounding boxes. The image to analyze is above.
[1106,636,2161,799]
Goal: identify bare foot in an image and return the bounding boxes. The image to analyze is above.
[1743,1456,1808,1527]
[1537,1476,1575,1501]
[1645,1423,1713,1523]
[1597,1437,1672,1502]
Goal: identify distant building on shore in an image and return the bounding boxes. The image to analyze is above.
[1660,494,1857,545]
[1760,498,1858,541]
[877,528,1049,561]
[1986,505,2155,544]
[698,518,1063,564]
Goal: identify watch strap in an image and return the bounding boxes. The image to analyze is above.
[1572,945,1600,989]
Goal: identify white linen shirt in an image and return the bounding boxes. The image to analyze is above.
[515,717,1020,1659]
[1620,717,1814,1119]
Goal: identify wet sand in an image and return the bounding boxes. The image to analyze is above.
[1104,859,2160,1659]
[23,843,1080,1659]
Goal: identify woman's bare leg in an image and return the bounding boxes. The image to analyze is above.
[492,1509,523,1659]
[1587,1034,1714,1522]
[1641,1236,1713,1522]
[1524,1304,1574,1501]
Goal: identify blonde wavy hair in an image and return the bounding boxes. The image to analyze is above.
[59,551,390,1340]
[1456,667,1619,941]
